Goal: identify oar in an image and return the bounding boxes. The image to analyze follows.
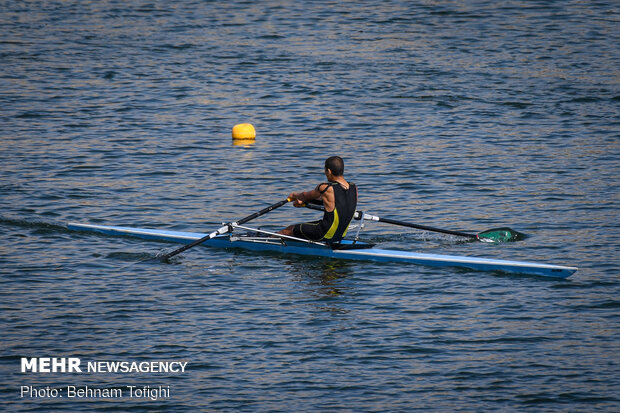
[361,214,522,242]
[160,198,291,261]
[304,203,522,242]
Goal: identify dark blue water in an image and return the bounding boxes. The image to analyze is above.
[1,1,619,411]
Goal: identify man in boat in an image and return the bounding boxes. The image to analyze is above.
[279,156,358,244]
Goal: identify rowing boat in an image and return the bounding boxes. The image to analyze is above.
[66,222,577,278]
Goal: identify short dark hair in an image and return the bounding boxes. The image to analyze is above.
[325,156,344,176]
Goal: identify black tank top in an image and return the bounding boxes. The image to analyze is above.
[319,182,357,243]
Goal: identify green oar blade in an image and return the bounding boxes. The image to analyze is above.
[477,227,525,243]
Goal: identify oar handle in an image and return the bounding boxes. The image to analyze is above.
[160,198,291,261]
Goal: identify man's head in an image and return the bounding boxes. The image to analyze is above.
[325,156,344,177]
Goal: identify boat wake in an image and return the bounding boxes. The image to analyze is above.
[0,215,69,234]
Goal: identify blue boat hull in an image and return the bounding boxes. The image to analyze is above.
[66,223,577,278]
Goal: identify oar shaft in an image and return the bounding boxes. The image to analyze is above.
[161,198,290,261]
[304,202,477,239]
[369,215,477,239]
[160,225,228,260]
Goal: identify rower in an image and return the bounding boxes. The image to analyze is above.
[278,156,358,244]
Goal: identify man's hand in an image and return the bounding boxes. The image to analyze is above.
[287,192,305,207]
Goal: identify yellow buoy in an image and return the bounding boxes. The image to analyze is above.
[232,123,256,140]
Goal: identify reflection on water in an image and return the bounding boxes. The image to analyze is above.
[232,139,256,147]
[281,258,356,313]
